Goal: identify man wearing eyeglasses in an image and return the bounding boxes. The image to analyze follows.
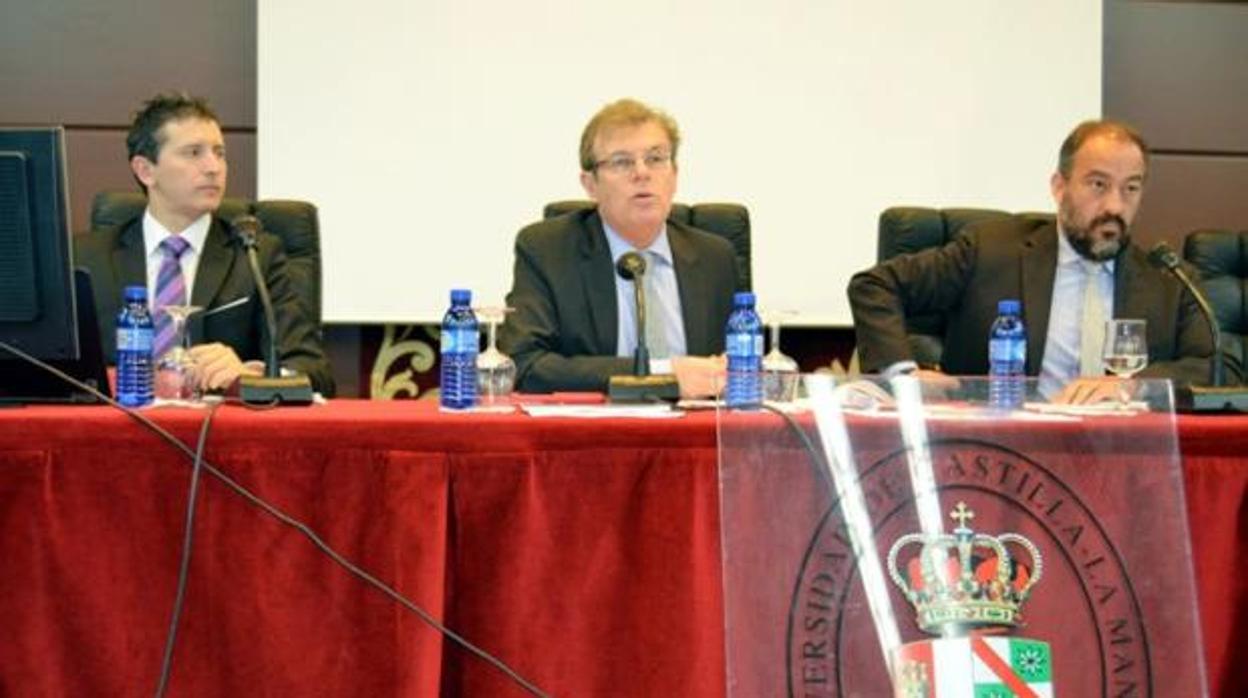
[500,98,742,396]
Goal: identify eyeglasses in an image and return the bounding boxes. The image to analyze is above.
[593,150,673,175]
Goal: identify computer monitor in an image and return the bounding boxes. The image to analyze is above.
[0,126,107,402]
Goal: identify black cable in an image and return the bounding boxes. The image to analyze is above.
[0,340,550,698]
[760,403,834,495]
[154,399,220,698]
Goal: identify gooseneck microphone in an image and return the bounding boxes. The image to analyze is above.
[606,251,679,402]
[615,251,650,377]
[1146,242,1224,387]
[231,216,280,379]
[230,216,313,404]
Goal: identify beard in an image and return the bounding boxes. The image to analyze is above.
[1059,201,1130,262]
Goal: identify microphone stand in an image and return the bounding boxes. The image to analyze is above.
[631,273,650,377]
[243,247,282,380]
[607,251,678,403]
[232,216,314,405]
[1167,263,1224,388]
[1148,243,1247,412]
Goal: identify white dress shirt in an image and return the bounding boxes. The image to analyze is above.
[142,210,212,304]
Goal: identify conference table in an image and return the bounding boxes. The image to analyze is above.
[0,399,1242,696]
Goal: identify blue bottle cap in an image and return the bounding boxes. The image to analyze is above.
[733,291,755,307]
[123,285,148,301]
[450,289,472,305]
[998,299,1021,315]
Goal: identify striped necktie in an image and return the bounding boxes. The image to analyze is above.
[153,235,191,358]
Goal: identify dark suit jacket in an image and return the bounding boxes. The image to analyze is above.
[499,209,742,392]
[848,215,1229,387]
[74,214,335,395]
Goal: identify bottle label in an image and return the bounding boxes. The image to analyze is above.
[989,338,1025,363]
[117,328,153,352]
[442,327,480,355]
[726,332,763,357]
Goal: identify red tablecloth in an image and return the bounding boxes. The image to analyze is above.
[0,401,1242,696]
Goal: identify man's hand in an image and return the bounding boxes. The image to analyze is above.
[910,368,961,390]
[881,368,961,400]
[188,343,263,392]
[671,355,727,399]
[1051,376,1126,405]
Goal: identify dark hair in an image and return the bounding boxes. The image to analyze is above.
[579,98,680,172]
[126,92,219,164]
[1058,119,1149,179]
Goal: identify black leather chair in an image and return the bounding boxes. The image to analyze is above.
[543,200,752,291]
[1183,229,1247,383]
[871,207,1054,368]
[89,191,323,326]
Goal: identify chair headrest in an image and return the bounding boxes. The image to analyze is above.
[877,207,1053,263]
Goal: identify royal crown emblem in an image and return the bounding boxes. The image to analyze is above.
[888,502,1043,635]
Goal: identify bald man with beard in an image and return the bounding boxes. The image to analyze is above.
[848,119,1236,402]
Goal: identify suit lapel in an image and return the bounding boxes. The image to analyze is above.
[578,212,619,353]
[189,218,238,340]
[113,218,147,293]
[1019,222,1058,373]
[1113,247,1151,321]
[192,218,236,306]
[668,221,708,353]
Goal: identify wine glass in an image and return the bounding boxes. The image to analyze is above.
[154,304,203,406]
[1102,318,1148,408]
[475,306,517,411]
[761,310,799,402]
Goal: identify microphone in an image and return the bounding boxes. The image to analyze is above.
[1146,242,1248,412]
[230,215,313,405]
[231,214,261,249]
[606,251,679,403]
[230,216,278,379]
[1146,242,1223,387]
[615,252,650,377]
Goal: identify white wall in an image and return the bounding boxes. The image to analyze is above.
[259,1,1100,325]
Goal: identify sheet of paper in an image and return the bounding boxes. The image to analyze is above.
[1022,401,1148,417]
[520,403,684,419]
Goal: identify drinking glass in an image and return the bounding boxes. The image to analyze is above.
[475,306,517,411]
[154,304,203,406]
[761,310,799,402]
[1102,318,1148,408]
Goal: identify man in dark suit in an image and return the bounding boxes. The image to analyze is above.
[75,93,333,395]
[849,119,1229,402]
[499,98,741,395]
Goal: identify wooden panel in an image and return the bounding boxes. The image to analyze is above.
[1104,1,1248,154]
[1130,154,1248,251]
[0,0,256,128]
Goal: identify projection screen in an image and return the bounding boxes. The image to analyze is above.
[259,1,1100,326]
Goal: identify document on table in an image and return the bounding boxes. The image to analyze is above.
[1022,401,1148,416]
[519,403,683,419]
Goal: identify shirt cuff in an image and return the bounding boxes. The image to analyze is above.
[650,358,673,375]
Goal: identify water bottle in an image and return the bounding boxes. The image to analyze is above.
[440,289,479,410]
[725,291,764,409]
[988,299,1027,410]
[116,285,154,407]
